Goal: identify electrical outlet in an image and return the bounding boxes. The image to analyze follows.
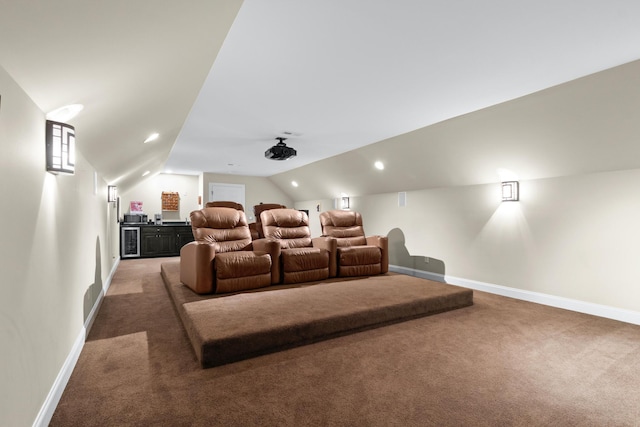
[424,256,430,264]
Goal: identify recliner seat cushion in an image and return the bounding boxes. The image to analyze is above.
[215,274,272,294]
[337,246,382,277]
[281,247,329,272]
[215,251,271,279]
[281,247,330,284]
[338,246,381,266]
[213,251,272,293]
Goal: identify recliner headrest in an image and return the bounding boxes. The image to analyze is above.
[320,210,362,227]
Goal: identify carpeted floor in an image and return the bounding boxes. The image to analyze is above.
[50,257,640,426]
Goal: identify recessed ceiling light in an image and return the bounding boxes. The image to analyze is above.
[291,181,299,187]
[374,161,384,170]
[46,104,84,122]
[144,133,159,143]
[142,170,150,177]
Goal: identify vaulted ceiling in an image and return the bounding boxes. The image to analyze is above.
[2,1,640,194]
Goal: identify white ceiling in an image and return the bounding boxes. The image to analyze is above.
[0,0,243,191]
[2,1,640,191]
[166,0,640,177]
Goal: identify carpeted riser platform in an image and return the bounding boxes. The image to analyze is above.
[161,261,473,368]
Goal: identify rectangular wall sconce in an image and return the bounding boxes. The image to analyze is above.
[46,120,75,174]
[107,185,117,203]
[502,181,519,201]
[341,196,350,210]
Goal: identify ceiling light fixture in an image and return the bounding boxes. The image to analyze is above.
[265,137,297,161]
[374,161,384,170]
[291,181,299,187]
[144,132,159,143]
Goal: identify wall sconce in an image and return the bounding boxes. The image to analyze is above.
[502,181,519,201]
[108,185,117,203]
[46,120,75,174]
[341,196,350,210]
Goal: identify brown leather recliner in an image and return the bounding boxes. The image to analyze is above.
[205,201,244,211]
[250,203,287,239]
[205,201,255,238]
[180,207,280,294]
[319,210,388,277]
[261,208,337,284]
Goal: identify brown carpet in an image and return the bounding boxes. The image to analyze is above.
[160,261,473,368]
[50,257,640,426]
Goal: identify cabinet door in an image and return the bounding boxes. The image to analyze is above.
[141,227,176,257]
[175,226,195,252]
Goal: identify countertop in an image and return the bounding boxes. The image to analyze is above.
[121,221,191,227]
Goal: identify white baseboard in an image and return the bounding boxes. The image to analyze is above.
[33,258,120,427]
[389,264,640,326]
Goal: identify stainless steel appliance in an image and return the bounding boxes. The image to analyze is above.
[123,214,147,223]
[121,226,140,258]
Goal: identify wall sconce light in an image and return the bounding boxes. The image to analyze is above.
[502,181,519,201]
[46,120,75,174]
[341,196,350,210]
[108,185,117,203]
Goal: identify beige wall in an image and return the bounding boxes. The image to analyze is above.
[1,66,118,425]
[295,168,640,313]
[273,61,640,316]
[119,173,200,222]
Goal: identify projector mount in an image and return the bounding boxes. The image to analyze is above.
[265,137,297,161]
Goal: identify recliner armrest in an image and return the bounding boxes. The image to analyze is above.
[252,238,281,284]
[366,235,389,273]
[180,241,217,294]
[366,235,387,248]
[312,236,338,277]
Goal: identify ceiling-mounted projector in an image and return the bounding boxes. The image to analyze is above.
[265,137,297,161]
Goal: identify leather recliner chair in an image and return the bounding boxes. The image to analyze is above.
[319,210,388,277]
[261,208,337,284]
[205,201,244,211]
[250,203,287,239]
[205,201,257,239]
[180,207,280,294]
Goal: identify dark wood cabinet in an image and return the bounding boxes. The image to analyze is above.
[122,224,194,258]
[141,226,176,257]
[174,226,195,252]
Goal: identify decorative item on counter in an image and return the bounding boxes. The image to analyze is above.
[161,191,180,211]
[130,201,143,213]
